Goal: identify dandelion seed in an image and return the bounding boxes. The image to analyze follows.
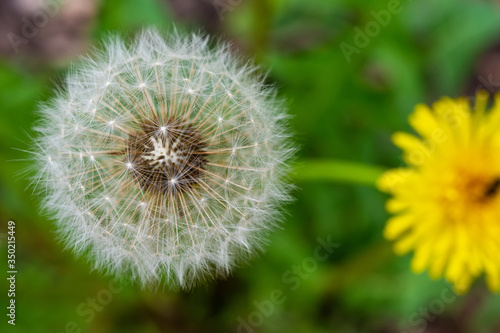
[31,29,293,289]
[378,91,500,294]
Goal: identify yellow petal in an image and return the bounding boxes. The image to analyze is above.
[385,199,409,213]
[384,214,414,240]
[408,104,438,138]
[484,260,500,293]
[377,168,414,193]
[411,241,433,273]
[394,232,419,255]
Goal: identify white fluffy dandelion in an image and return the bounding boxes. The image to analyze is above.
[31,29,293,289]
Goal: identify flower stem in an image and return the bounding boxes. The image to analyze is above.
[294,160,386,187]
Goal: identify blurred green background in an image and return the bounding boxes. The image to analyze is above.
[2,0,500,332]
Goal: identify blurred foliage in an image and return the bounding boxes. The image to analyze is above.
[1,0,500,332]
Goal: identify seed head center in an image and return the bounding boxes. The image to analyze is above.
[126,119,207,196]
[141,137,184,170]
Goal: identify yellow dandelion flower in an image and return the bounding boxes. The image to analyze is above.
[378,91,500,294]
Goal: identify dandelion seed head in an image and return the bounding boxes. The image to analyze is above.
[31,29,294,289]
